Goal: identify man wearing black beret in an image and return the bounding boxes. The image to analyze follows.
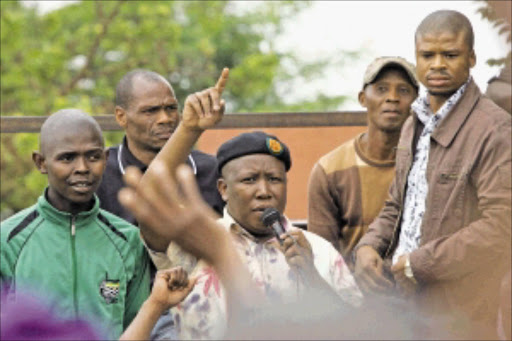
[131,69,362,340]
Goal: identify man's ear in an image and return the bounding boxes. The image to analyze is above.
[358,90,367,108]
[115,106,128,128]
[217,178,228,202]
[32,151,47,174]
[104,148,110,160]
[469,49,476,69]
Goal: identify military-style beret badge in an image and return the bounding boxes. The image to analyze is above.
[266,137,283,155]
[217,131,292,172]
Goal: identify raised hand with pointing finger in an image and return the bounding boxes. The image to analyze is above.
[136,68,230,252]
[181,67,229,132]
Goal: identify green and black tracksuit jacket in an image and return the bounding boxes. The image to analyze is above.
[0,191,150,339]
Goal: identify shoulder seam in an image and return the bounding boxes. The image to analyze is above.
[7,210,40,242]
[97,213,128,241]
[95,215,129,276]
[12,218,45,290]
[319,140,357,173]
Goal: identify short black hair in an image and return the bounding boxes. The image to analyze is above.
[415,10,474,50]
[115,69,173,109]
[40,109,103,155]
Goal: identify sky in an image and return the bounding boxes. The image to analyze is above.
[275,1,510,109]
[23,0,510,110]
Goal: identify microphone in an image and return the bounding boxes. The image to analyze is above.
[261,208,307,286]
[260,208,285,244]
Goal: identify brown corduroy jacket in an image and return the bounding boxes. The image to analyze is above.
[357,79,512,333]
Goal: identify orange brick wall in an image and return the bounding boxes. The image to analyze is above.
[196,126,366,220]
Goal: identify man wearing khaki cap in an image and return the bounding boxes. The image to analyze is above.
[307,56,418,269]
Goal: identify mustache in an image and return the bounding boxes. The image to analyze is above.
[152,125,177,135]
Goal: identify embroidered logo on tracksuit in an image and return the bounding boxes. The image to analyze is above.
[99,272,120,304]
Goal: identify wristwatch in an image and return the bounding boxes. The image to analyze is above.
[404,254,417,284]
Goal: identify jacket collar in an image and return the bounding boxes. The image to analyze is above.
[37,188,100,227]
[120,136,147,172]
[430,78,481,148]
[119,136,196,174]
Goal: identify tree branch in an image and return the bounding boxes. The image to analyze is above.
[95,1,104,21]
[59,0,125,97]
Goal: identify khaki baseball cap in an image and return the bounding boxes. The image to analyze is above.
[362,56,419,89]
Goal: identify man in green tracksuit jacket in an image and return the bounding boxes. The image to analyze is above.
[0,109,150,339]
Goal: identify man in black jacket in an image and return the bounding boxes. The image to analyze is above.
[96,69,224,225]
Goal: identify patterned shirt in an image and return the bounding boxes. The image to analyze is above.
[392,78,471,265]
[148,210,362,339]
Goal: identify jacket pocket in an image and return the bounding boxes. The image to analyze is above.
[429,169,468,231]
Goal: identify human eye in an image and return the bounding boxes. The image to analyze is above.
[421,52,434,59]
[376,85,388,93]
[267,173,284,183]
[58,153,75,162]
[445,52,459,59]
[165,104,178,112]
[143,107,159,114]
[241,176,256,184]
[399,87,411,95]
[269,176,283,183]
[87,151,103,161]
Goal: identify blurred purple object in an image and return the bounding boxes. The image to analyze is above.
[1,287,101,341]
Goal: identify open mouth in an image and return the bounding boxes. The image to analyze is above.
[69,181,93,193]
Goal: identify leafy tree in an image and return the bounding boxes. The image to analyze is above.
[1,0,355,216]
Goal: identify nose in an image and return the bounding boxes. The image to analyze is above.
[431,54,446,70]
[386,87,399,102]
[255,179,272,199]
[74,157,90,173]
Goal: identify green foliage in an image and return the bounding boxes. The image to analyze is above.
[1,0,353,216]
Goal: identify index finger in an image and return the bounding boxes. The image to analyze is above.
[215,67,229,94]
[287,230,309,248]
[280,234,297,250]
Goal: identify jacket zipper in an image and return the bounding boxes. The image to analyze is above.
[70,215,78,318]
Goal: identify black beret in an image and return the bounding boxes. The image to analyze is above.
[217,131,292,173]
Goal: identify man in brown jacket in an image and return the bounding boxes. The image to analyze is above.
[354,10,511,338]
